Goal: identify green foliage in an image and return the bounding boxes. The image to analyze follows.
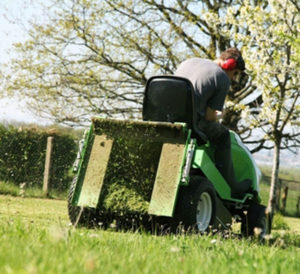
[0,124,77,191]
[225,0,300,149]
[0,181,19,196]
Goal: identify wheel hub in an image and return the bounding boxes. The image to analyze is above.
[196,192,212,232]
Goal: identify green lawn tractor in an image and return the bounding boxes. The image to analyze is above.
[68,76,271,237]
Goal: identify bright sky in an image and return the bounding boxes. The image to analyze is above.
[0,0,48,124]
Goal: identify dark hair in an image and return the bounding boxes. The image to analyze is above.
[220,48,245,71]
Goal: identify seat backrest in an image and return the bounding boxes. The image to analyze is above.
[142,76,207,142]
[143,76,194,127]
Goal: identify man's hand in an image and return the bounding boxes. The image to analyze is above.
[216,110,223,120]
[205,106,223,121]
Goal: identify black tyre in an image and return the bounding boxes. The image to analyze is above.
[68,176,101,227]
[174,176,216,233]
[241,203,272,238]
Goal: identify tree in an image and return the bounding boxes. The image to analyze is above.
[2,1,298,156]
[226,0,300,215]
[2,0,261,134]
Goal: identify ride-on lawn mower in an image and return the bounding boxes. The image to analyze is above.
[68,75,271,237]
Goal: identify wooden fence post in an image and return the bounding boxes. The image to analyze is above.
[280,186,288,214]
[43,136,54,196]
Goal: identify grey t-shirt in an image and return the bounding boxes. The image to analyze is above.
[175,58,230,119]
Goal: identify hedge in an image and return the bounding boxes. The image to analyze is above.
[0,124,78,191]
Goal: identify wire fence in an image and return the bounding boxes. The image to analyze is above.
[261,175,300,216]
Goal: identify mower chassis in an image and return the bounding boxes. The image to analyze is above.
[70,117,261,231]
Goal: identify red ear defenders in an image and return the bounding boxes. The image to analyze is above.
[221,58,237,70]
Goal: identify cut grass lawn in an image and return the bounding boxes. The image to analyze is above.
[0,195,299,274]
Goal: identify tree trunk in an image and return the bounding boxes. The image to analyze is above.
[267,140,281,216]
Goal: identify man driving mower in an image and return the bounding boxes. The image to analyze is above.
[175,48,252,198]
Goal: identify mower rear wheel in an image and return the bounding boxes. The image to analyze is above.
[241,203,271,238]
[196,191,213,232]
[68,176,102,228]
[175,176,216,233]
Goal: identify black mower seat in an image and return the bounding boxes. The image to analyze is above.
[142,76,207,143]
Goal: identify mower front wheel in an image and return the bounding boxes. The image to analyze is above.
[241,203,272,238]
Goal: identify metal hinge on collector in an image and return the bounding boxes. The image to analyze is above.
[181,138,196,185]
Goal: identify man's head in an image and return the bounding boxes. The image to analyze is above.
[218,48,245,82]
[219,48,245,71]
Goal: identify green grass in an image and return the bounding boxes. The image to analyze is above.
[259,165,300,182]
[0,195,300,274]
[1,164,299,215]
